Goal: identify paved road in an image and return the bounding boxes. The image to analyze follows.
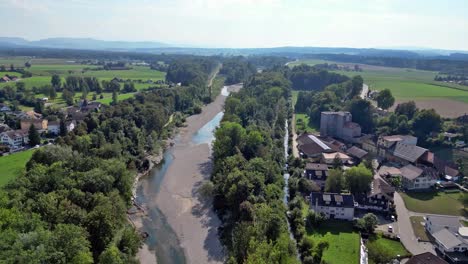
[394,192,436,255]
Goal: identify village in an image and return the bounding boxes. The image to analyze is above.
[289,109,467,263]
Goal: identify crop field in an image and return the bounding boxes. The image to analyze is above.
[292,59,468,117]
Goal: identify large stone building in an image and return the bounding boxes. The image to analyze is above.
[320,111,361,142]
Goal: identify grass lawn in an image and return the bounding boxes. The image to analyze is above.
[292,90,298,106]
[295,113,318,133]
[368,234,410,264]
[0,150,34,187]
[96,92,136,105]
[409,216,430,242]
[305,220,360,264]
[400,191,466,216]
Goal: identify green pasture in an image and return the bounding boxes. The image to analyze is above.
[0,150,34,187]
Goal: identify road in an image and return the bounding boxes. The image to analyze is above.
[360,83,369,99]
[291,114,299,158]
[394,192,436,255]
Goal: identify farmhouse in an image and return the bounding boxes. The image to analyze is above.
[400,164,437,190]
[320,111,361,142]
[304,163,329,180]
[0,130,28,149]
[310,192,355,221]
[355,178,395,212]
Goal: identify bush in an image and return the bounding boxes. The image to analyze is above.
[306,210,325,229]
[198,180,214,200]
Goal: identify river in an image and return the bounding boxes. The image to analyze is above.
[135,86,234,264]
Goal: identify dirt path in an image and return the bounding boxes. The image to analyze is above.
[291,114,299,158]
[153,84,241,264]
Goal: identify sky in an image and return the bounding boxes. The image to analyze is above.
[1,0,468,50]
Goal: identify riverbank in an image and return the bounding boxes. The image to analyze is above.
[137,84,242,264]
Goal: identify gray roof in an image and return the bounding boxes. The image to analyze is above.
[432,228,464,250]
[400,164,423,180]
[310,192,354,208]
[406,252,448,264]
[426,215,461,234]
[393,142,427,163]
[305,163,328,171]
[346,146,368,159]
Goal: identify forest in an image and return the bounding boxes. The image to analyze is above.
[0,57,215,263]
[210,70,299,263]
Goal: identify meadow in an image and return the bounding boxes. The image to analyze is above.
[0,149,34,187]
[290,60,468,117]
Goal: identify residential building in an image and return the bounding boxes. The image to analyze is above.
[400,164,437,190]
[426,215,461,235]
[310,192,355,220]
[0,130,28,149]
[66,120,76,132]
[406,252,448,264]
[356,178,395,212]
[47,121,60,135]
[377,135,418,159]
[320,111,361,142]
[0,76,11,82]
[361,137,378,154]
[432,228,468,262]
[304,163,329,180]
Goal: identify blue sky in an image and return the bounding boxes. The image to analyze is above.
[1,0,467,50]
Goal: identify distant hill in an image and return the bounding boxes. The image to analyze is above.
[0,37,171,50]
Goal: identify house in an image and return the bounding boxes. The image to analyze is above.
[320,111,361,142]
[81,101,101,112]
[400,164,437,190]
[304,163,329,190]
[321,152,351,165]
[20,118,48,132]
[356,178,395,212]
[47,121,60,135]
[346,146,368,162]
[432,228,468,262]
[425,215,461,235]
[378,166,402,179]
[310,192,355,220]
[304,163,329,180]
[361,137,378,155]
[297,133,333,158]
[0,76,11,82]
[406,252,448,264]
[0,130,28,149]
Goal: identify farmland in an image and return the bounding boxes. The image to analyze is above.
[290,60,468,117]
[0,57,166,108]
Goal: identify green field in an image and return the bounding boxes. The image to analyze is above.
[295,113,318,133]
[400,191,466,216]
[305,221,360,264]
[368,234,410,264]
[290,59,468,106]
[0,150,34,187]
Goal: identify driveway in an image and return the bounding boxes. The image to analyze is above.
[394,192,435,255]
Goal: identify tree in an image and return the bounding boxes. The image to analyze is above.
[34,101,45,114]
[412,109,442,140]
[332,154,342,169]
[367,238,394,264]
[347,98,374,133]
[122,82,136,93]
[25,61,31,68]
[28,124,41,146]
[375,89,395,110]
[356,213,378,233]
[344,164,373,195]
[395,101,417,119]
[98,246,124,264]
[305,210,325,229]
[51,74,61,88]
[325,169,345,193]
[112,90,118,105]
[62,89,74,106]
[59,119,67,137]
[298,178,320,194]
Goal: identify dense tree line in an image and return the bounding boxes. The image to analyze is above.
[311,54,468,75]
[210,71,299,263]
[287,64,350,91]
[166,57,218,87]
[0,60,215,263]
[219,57,257,84]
